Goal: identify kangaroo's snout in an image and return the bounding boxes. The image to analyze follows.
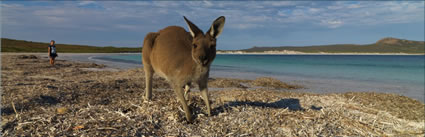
[198,53,211,66]
[194,53,211,66]
[201,57,209,66]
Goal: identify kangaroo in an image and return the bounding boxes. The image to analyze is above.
[142,16,225,122]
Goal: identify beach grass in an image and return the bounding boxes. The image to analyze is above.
[1,54,424,136]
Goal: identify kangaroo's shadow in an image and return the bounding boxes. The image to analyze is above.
[212,98,304,116]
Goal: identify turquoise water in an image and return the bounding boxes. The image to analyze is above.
[96,54,424,85]
[215,55,424,85]
[93,54,424,101]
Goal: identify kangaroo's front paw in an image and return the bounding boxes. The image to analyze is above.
[143,97,153,103]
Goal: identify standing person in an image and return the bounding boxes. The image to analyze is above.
[48,40,58,66]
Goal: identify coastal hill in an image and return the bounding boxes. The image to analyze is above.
[240,37,424,54]
[1,38,141,53]
[2,37,424,54]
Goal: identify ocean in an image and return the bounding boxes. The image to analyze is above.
[93,54,425,102]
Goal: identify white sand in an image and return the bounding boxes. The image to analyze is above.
[1,52,141,69]
[60,53,142,69]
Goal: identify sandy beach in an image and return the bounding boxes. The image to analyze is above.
[1,53,424,136]
[71,53,424,102]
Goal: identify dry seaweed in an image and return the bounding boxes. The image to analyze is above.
[1,54,424,136]
[208,78,249,89]
[250,77,303,89]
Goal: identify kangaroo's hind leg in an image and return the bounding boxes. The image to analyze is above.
[142,32,158,101]
[143,64,154,101]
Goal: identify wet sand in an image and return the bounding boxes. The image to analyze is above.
[1,53,424,136]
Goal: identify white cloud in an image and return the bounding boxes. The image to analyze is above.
[1,3,22,8]
[44,16,68,23]
[277,10,288,17]
[152,1,181,8]
[33,8,66,16]
[277,1,424,28]
[320,19,343,28]
[242,15,272,22]
[261,1,298,7]
[1,1,423,46]
[308,8,321,13]
[230,23,264,30]
[202,1,214,7]
[347,4,361,9]
[115,24,140,30]
[78,1,96,6]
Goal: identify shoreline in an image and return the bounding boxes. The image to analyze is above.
[3,52,423,102]
[72,53,425,103]
[1,53,143,70]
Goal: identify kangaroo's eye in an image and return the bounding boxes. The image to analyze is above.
[193,44,198,48]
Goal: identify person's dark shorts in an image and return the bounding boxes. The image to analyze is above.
[50,53,57,58]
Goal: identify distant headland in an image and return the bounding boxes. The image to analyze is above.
[219,37,424,55]
[1,37,424,54]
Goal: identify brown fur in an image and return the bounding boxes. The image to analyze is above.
[142,16,225,122]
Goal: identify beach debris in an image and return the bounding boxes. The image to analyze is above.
[73,125,84,130]
[17,55,37,59]
[11,101,19,118]
[208,78,248,89]
[220,96,236,102]
[250,77,303,89]
[46,85,58,90]
[208,77,303,90]
[56,107,68,115]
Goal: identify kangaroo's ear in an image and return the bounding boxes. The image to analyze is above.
[207,16,225,38]
[183,16,203,38]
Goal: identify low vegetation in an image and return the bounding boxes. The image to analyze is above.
[1,38,141,53]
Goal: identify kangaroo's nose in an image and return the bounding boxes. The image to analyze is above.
[200,56,209,66]
[202,59,209,66]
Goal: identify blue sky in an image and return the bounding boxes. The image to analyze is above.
[1,1,424,50]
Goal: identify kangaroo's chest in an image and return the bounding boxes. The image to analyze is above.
[189,66,209,82]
